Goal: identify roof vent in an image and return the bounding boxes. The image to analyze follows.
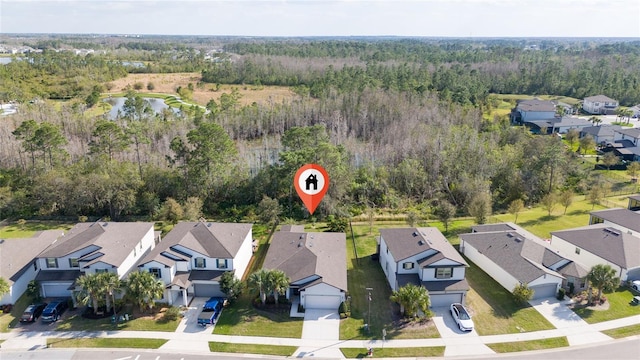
[418,240,425,246]
[207,222,212,227]
[412,232,418,237]
[298,242,303,248]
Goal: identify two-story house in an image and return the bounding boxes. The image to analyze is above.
[510,99,557,124]
[136,221,253,307]
[379,227,469,307]
[34,222,156,301]
[583,95,619,115]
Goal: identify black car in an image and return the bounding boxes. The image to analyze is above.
[20,303,47,323]
[41,300,68,323]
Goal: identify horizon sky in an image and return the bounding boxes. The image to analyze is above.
[1,0,640,38]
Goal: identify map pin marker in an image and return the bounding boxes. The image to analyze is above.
[294,163,329,215]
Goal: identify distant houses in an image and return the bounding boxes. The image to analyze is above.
[583,95,619,115]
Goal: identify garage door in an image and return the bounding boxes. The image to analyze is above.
[193,283,224,298]
[530,284,558,299]
[429,293,463,307]
[42,283,73,298]
[305,295,342,310]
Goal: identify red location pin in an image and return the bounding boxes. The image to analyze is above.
[294,164,329,215]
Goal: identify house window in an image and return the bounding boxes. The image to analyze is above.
[149,268,162,279]
[95,269,108,274]
[402,262,414,270]
[46,258,58,268]
[436,267,453,279]
[69,258,79,268]
[575,247,581,255]
[217,259,228,269]
[33,261,38,271]
[195,257,206,268]
[133,247,137,257]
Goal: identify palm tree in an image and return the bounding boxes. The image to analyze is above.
[267,269,290,305]
[76,273,104,313]
[125,271,165,312]
[389,283,430,318]
[248,269,270,305]
[587,264,619,305]
[99,272,122,314]
[0,277,9,298]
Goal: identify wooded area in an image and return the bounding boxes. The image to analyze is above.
[0,36,638,222]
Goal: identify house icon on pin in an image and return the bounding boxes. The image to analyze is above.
[305,174,318,191]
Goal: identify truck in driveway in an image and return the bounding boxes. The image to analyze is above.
[197,297,224,326]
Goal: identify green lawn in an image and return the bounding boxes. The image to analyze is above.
[209,342,297,356]
[487,337,569,353]
[0,221,74,238]
[47,337,167,349]
[464,256,555,335]
[55,308,181,332]
[602,323,640,338]
[340,346,445,358]
[572,287,640,324]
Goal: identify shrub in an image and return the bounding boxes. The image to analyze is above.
[513,283,534,304]
[133,82,144,90]
[557,288,566,300]
[147,82,155,91]
[161,306,181,321]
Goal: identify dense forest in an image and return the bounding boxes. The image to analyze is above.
[0,36,638,223]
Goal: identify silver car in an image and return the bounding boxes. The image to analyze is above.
[450,303,474,332]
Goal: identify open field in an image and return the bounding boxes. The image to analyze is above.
[105,73,296,106]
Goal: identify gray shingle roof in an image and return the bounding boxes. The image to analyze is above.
[396,273,469,292]
[38,222,154,268]
[380,227,468,266]
[585,95,617,103]
[0,230,61,283]
[580,125,621,137]
[460,231,563,284]
[263,229,347,292]
[615,127,640,139]
[516,99,556,112]
[590,208,640,233]
[138,221,252,266]
[472,223,517,233]
[551,226,640,269]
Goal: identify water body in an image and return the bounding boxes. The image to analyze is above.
[103,97,180,120]
[121,61,145,68]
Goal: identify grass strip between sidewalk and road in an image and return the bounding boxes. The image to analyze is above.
[209,342,297,356]
[602,323,640,339]
[487,337,569,353]
[46,338,167,349]
[340,346,445,358]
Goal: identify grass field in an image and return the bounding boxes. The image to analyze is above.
[0,221,73,238]
[340,346,445,358]
[487,337,569,353]
[47,337,167,349]
[209,342,297,356]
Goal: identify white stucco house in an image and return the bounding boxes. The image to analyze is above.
[550,225,640,281]
[588,208,640,238]
[136,221,253,307]
[34,222,157,301]
[379,227,469,307]
[263,226,347,311]
[0,231,60,305]
[510,99,557,123]
[459,224,580,299]
[583,95,618,115]
[614,128,640,147]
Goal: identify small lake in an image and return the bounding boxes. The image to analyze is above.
[103,97,180,120]
[121,61,145,68]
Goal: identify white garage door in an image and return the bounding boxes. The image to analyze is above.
[430,293,463,307]
[530,284,558,299]
[193,283,224,298]
[42,283,73,298]
[305,295,342,310]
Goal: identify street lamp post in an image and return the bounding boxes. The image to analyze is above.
[366,287,373,333]
[111,291,117,325]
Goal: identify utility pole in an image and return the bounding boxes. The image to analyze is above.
[366,287,373,333]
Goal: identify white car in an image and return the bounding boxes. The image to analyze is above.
[450,303,474,332]
[631,280,640,293]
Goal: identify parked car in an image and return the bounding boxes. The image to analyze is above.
[20,303,47,323]
[41,300,68,323]
[450,303,474,332]
[631,280,640,293]
[197,297,224,326]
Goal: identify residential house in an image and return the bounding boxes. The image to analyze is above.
[379,227,469,307]
[628,195,640,211]
[510,99,557,124]
[580,125,622,145]
[263,227,347,311]
[550,225,640,281]
[614,128,640,147]
[583,95,619,115]
[136,221,253,307]
[521,117,591,135]
[629,104,640,118]
[0,231,60,304]
[588,208,640,238]
[34,222,156,300]
[459,224,585,298]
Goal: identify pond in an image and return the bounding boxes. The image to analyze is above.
[103,97,180,120]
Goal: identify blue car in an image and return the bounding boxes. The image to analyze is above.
[41,300,68,323]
